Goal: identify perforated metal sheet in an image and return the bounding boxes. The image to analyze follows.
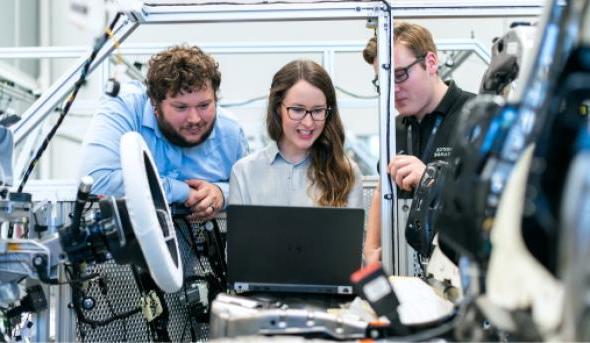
[74,218,225,342]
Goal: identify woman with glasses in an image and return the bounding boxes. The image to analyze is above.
[228,59,363,208]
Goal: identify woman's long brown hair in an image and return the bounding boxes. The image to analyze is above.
[266,60,356,207]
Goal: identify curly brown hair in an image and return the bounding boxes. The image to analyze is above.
[266,60,356,207]
[145,45,221,105]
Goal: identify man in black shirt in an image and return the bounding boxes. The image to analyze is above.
[363,22,475,264]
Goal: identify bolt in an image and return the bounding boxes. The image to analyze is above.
[32,255,45,267]
[81,297,96,310]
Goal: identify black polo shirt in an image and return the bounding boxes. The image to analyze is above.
[396,80,475,164]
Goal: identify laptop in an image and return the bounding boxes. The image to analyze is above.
[226,205,365,295]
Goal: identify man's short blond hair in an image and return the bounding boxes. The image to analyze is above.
[394,22,437,58]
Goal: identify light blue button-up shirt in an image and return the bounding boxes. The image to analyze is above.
[79,81,248,204]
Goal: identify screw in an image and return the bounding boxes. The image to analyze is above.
[32,255,45,267]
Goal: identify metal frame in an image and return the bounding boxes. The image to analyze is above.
[0,1,549,341]
[2,0,552,341]
[6,1,544,278]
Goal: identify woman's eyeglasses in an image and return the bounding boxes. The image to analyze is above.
[282,105,330,121]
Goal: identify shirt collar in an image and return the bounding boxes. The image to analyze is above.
[430,80,460,117]
[263,142,282,164]
[401,80,460,126]
[263,142,309,166]
[142,100,161,138]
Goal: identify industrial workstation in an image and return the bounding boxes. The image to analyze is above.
[1,0,588,341]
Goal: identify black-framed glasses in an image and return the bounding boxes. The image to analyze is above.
[371,76,380,94]
[394,55,425,84]
[282,104,330,121]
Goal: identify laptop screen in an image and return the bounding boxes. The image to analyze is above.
[226,205,364,294]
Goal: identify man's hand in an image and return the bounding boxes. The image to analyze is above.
[388,155,426,192]
[185,179,224,220]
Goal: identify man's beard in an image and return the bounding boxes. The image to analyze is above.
[155,113,216,148]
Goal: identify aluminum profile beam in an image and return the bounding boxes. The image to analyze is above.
[0,82,37,104]
[0,47,88,59]
[133,0,545,23]
[374,4,395,275]
[0,39,492,60]
[134,2,387,23]
[389,0,547,17]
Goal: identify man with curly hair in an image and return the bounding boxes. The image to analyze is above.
[80,45,248,219]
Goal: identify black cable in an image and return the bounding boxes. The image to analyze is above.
[221,86,377,108]
[64,265,101,284]
[33,263,99,285]
[66,266,142,329]
[379,297,479,342]
[17,12,123,193]
[100,279,129,342]
[82,199,96,214]
[335,86,379,99]
[128,266,154,341]
[129,265,172,342]
[220,95,267,108]
[382,318,457,342]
